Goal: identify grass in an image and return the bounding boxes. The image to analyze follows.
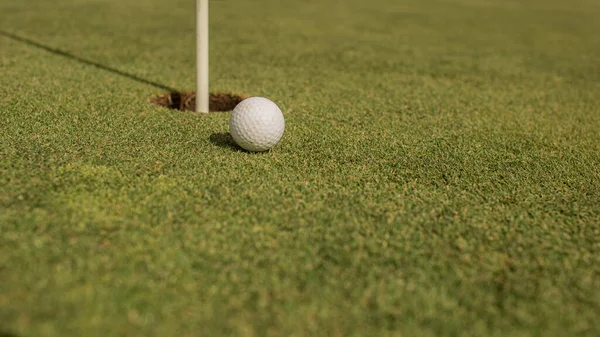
[1,0,599,336]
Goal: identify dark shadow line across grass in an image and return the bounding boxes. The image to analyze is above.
[0,30,177,92]
[0,331,20,337]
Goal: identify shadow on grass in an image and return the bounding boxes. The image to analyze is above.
[0,30,177,92]
[209,132,245,152]
[0,331,20,337]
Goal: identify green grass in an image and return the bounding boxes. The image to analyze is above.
[1,0,599,336]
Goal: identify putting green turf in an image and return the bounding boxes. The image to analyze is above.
[1,0,599,335]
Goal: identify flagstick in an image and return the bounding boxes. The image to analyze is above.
[196,0,209,113]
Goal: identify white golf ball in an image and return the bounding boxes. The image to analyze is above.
[229,97,285,152]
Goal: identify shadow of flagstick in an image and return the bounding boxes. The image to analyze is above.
[0,30,179,93]
[0,331,20,337]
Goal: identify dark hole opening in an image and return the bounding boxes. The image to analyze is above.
[151,92,246,112]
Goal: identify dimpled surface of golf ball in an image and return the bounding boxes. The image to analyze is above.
[229,97,285,152]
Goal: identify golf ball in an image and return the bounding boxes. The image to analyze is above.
[229,97,285,152]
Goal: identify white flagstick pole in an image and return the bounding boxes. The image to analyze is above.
[196,0,209,113]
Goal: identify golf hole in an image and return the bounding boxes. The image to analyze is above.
[151,92,246,112]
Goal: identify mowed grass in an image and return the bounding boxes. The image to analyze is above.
[1,0,599,336]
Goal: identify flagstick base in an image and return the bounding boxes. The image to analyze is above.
[196,0,209,113]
